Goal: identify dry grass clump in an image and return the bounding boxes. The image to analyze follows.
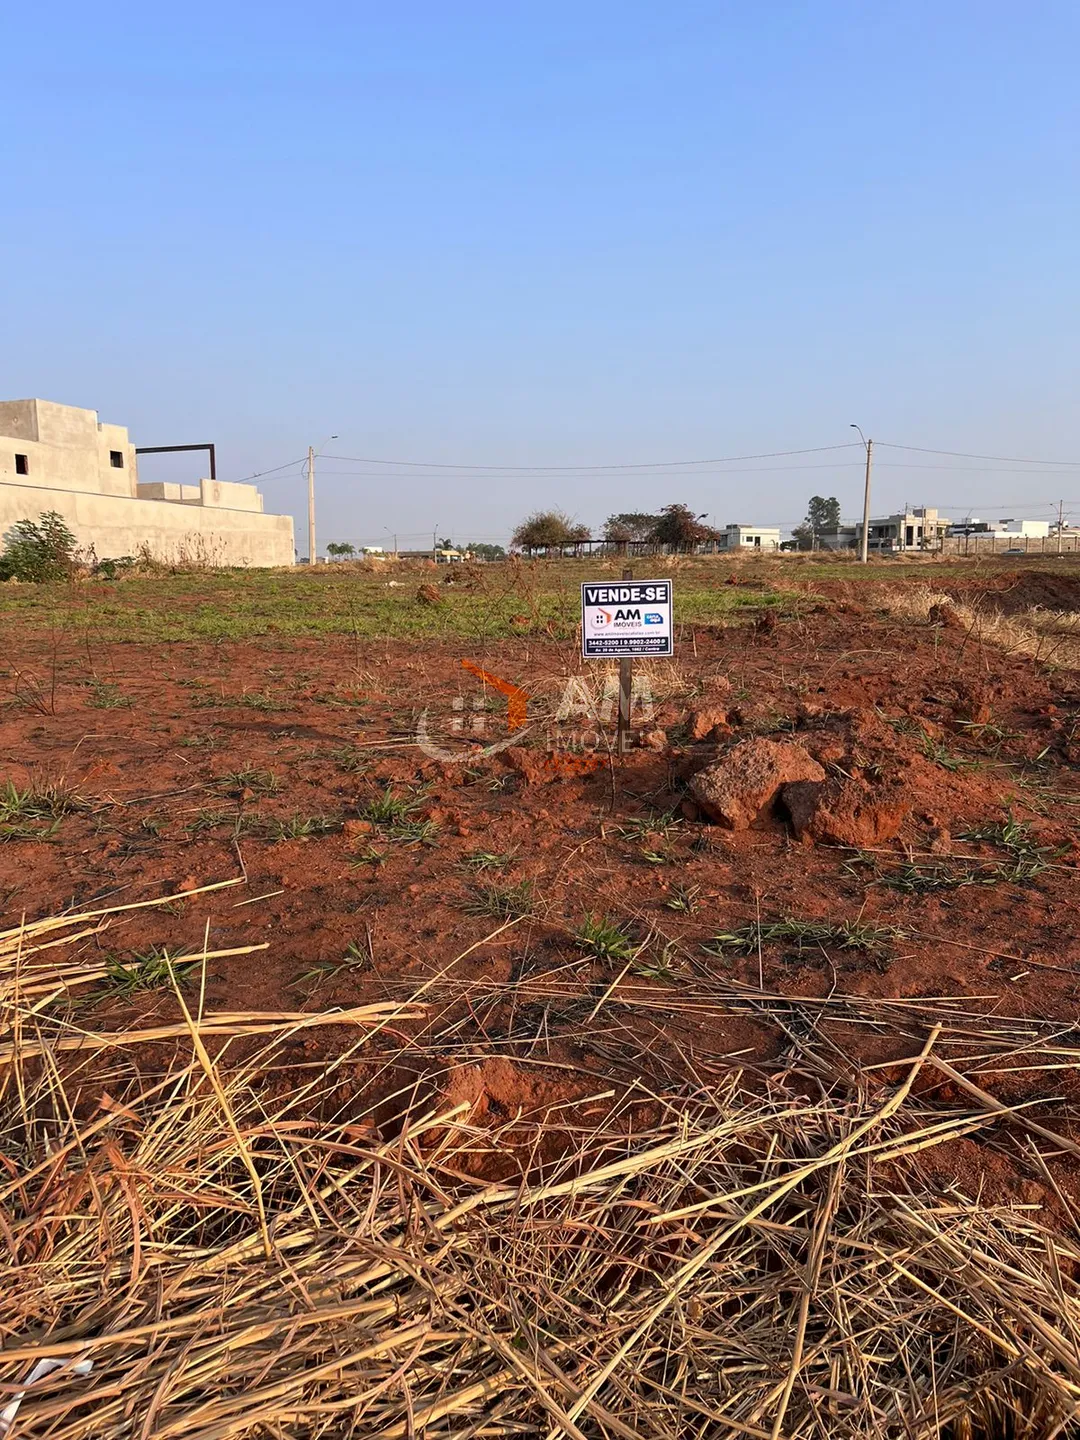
[873,583,956,621]
[875,584,1080,668]
[956,604,1080,670]
[3,899,1080,1437]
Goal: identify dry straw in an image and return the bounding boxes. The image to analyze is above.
[874,583,1080,670]
[2,895,1080,1436]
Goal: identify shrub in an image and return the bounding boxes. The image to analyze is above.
[92,555,137,579]
[511,510,590,550]
[650,504,720,551]
[0,511,78,582]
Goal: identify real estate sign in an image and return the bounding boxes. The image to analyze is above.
[581,579,673,658]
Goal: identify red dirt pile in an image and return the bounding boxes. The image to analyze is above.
[691,737,824,829]
[690,703,1011,847]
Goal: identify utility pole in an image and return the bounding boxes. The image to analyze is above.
[1058,499,1065,554]
[860,439,873,562]
[307,446,316,565]
[850,425,873,563]
[305,435,337,565]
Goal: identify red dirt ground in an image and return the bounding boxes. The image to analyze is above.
[3,582,1080,1201]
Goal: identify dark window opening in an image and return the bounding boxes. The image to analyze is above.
[14,454,28,475]
[110,450,124,468]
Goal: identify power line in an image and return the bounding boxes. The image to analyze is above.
[235,457,309,482]
[319,443,862,473]
[875,463,1080,474]
[877,442,1080,466]
[309,461,865,479]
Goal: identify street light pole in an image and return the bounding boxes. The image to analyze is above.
[306,435,339,565]
[307,447,316,565]
[851,425,873,563]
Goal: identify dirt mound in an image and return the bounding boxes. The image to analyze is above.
[783,775,910,847]
[691,705,1012,845]
[690,738,825,828]
[948,571,1080,615]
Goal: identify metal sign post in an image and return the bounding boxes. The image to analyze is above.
[618,567,633,755]
[580,571,674,755]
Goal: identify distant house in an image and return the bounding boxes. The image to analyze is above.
[398,548,467,563]
[718,524,781,551]
[817,507,951,552]
[946,517,1049,539]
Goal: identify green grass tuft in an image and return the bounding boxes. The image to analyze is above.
[574,914,639,962]
[664,883,700,913]
[361,786,424,825]
[0,779,90,840]
[704,917,907,959]
[957,810,1062,881]
[461,849,515,872]
[87,681,133,709]
[463,880,535,920]
[216,767,280,796]
[104,946,197,995]
[267,813,341,841]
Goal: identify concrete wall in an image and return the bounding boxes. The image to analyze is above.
[199,479,264,513]
[1,399,295,567]
[940,533,1080,555]
[0,480,294,567]
[0,400,138,498]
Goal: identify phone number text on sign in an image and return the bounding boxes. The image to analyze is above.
[581,580,673,658]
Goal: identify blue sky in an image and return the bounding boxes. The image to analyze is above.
[4,1,1079,549]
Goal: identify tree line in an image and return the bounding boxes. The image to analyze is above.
[512,505,719,552]
[325,539,508,561]
[512,496,842,552]
[325,492,844,562]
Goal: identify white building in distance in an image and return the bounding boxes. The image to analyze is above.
[718,523,781,551]
[946,517,1050,539]
[816,507,951,552]
[0,399,294,567]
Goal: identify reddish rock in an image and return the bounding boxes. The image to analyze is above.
[418,805,456,826]
[798,731,847,766]
[500,745,559,785]
[690,738,825,829]
[638,728,668,751]
[703,674,732,695]
[727,699,778,730]
[950,681,993,726]
[687,706,729,741]
[928,601,965,629]
[782,778,910,847]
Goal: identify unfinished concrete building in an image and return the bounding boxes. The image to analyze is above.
[0,399,294,567]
